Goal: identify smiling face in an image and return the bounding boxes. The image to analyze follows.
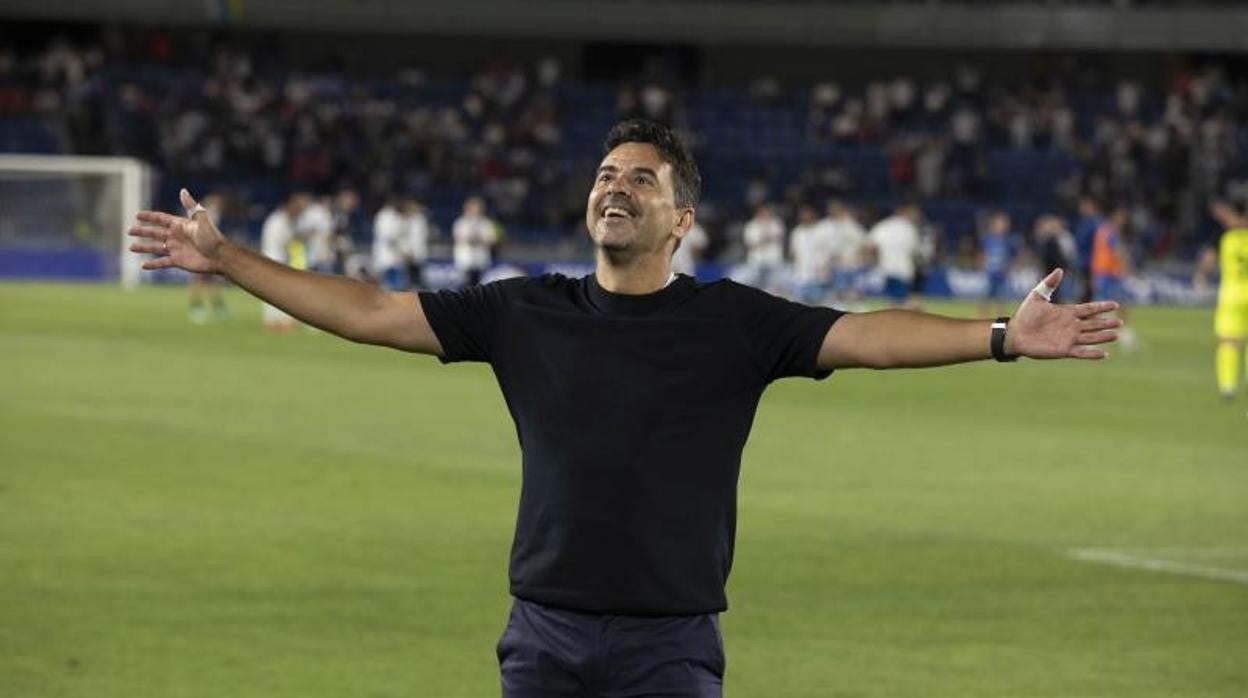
[586,142,692,260]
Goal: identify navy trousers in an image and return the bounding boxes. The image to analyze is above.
[497,597,726,697]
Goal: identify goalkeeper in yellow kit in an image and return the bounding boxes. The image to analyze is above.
[1209,201,1248,401]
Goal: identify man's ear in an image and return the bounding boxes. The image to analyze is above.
[673,208,694,240]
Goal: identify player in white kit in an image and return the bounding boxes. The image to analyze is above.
[403,199,432,290]
[259,192,309,331]
[298,196,336,274]
[867,202,922,308]
[452,196,500,287]
[789,203,832,304]
[742,203,785,291]
[821,200,867,306]
[372,197,409,290]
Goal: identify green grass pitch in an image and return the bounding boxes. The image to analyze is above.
[1,281,1244,697]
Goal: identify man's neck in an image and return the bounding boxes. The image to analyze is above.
[594,251,674,295]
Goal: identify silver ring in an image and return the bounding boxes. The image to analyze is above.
[162,241,169,253]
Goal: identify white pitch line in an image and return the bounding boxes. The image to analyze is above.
[1123,547,1248,560]
[1065,548,1248,586]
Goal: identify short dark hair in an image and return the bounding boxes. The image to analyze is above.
[603,119,701,210]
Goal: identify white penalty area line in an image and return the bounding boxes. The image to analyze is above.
[1064,548,1248,586]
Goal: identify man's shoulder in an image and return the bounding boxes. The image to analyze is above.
[487,272,576,291]
[421,274,580,320]
[689,277,791,308]
[488,273,587,305]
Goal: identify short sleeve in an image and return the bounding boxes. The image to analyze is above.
[418,278,527,363]
[731,283,844,383]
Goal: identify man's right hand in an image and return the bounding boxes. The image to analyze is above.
[126,187,444,355]
[128,188,228,274]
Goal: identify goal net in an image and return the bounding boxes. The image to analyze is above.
[0,154,152,288]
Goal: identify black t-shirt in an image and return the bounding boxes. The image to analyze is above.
[419,273,843,615]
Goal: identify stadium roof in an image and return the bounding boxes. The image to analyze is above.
[3,0,1248,51]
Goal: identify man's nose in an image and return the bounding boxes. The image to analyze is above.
[604,177,633,196]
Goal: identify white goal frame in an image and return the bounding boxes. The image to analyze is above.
[0,153,152,288]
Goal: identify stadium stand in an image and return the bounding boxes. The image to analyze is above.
[1,23,1244,267]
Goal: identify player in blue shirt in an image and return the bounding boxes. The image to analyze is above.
[979,210,1019,318]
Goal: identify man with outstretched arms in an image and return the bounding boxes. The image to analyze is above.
[130,120,1120,698]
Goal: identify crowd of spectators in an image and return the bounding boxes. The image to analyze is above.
[0,29,583,238]
[796,61,1248,257]
[2,25,1247,271]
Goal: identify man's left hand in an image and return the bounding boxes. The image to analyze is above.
[1006,268,1122,360]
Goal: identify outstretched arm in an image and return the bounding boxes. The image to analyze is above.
[129,189,443,355]
[818,269,1121,370]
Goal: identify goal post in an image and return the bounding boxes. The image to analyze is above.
[0,154,152,288]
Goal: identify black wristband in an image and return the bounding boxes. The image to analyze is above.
[991,316,1018,362]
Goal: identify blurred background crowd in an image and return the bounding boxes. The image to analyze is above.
[1,16,1244,299]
